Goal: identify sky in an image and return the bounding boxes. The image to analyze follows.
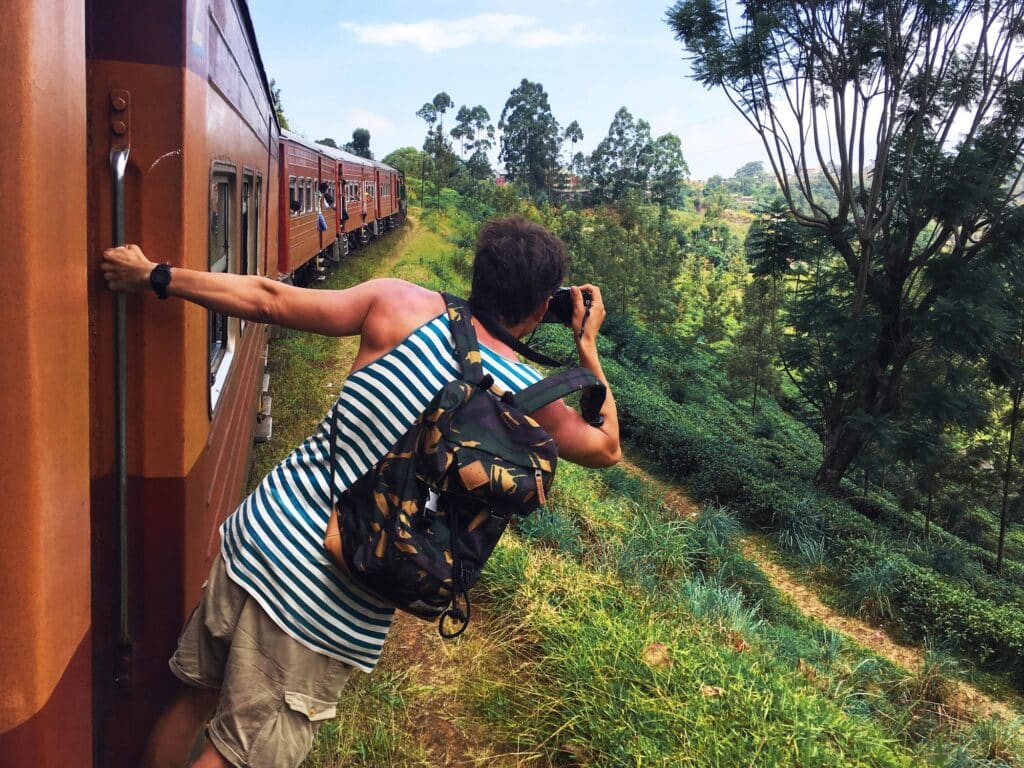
[247,0,768,181]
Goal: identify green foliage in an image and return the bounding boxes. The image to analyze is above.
[343,127,372,159]
[846,559,901,621]
[498,79,562,194]
[556,195,683,322]
[669,0,1024,493]
[615,504,697,591]
[585,107,689,206]
[269,77,288,129]
[381,146,432,179]
[516,506,584,558]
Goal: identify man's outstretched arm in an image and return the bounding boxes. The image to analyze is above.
[101,244,400,337]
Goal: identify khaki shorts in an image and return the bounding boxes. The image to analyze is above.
[170,554,355,768]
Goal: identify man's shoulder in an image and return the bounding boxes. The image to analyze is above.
[360,280,448,352]
[369,279,444,317]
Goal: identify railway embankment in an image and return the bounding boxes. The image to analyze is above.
[250,203,1023,767]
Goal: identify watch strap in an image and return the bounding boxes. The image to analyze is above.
[150,263,172,300]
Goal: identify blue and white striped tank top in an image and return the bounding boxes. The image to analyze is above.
[220,311,543,672]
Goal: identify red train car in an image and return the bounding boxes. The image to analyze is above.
[335,148,377,248]
[279,128,336,281]
[373,161,405,231]
[2,3,409,766]
[0,0,279,765]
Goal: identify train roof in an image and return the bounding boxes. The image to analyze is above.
[281,130,399,174]
[280,128,333,156]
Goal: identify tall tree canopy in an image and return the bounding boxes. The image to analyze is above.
[416,92,458,202]
[669,0,1024,491]
[343,128,373,159]
[499,79,562,193]
[587,107,689,205]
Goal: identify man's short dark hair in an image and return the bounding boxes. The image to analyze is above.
[469,215,568,325]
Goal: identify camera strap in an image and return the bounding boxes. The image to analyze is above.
[471,309,565,368]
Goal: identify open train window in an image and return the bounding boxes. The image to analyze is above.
[306,179,314,213]
[209,167,238,413]
[254,174,262,274]
[289,176,298,216]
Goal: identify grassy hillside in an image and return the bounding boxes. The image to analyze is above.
[247,198,1023,767]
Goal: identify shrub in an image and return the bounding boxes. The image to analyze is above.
[845,558,901,621]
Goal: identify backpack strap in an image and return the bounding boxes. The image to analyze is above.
[441,292,485,386]
[514,368,608,427]
[472,309,564,368]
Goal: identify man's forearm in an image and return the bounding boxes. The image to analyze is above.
[164,267,279,323]
[577,340,620,453]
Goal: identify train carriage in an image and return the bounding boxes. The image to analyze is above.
[1,2,407,765]
[335,148,376,248]
[279,128,333,281]
[1,0,280,765]
[373,161,404,231]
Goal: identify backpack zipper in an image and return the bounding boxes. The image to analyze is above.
[534,469,546,506]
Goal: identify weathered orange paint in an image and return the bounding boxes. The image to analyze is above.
[0,4,92,760]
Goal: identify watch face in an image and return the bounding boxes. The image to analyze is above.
[151,264,171,297]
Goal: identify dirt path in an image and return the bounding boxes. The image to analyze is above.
[616,455,1023,729]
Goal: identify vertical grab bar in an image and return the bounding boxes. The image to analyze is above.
[110,144,131,647]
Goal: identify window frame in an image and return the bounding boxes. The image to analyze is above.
[208,162,238,415]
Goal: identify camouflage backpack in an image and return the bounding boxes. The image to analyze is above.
[324,293,605,637]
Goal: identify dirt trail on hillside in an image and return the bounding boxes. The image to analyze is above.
[615,456,1023,730]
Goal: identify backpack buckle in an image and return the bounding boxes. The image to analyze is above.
[421,488,441,522]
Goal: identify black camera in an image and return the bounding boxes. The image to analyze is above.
[541,286,592,325]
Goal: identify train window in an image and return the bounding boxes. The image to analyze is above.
[254,175,262,274]
[289,176,298,216]
[307,179,314,213]
[208,169,238,413]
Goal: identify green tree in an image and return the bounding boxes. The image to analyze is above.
[586,107,654,203]
[316,137,338,149]
[470,106,495,154]
[649,133,688,207]
[417,93,457,205]
[451,105,474,157]
[669,0,1024,491]
[727,201,794,412]
[343,128,373,159]
[499,79,562,194]
[269,77,288,130]
[382,147,433,179]
[466,149,493,181]
[557,193,682,322]
[563,120,584,168]
[987,274,1024,571]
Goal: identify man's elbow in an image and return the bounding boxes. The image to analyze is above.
[595,441,621,468]
[254,278,280,324]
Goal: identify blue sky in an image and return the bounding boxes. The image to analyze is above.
[248,0,768,180]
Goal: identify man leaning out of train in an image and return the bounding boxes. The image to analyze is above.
[101,214,620,768]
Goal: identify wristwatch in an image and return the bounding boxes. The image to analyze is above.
[150,263,172,300]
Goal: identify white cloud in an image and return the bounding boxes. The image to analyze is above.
[340,14,601,54]
[345,108,395,137]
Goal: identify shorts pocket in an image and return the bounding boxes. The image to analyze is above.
[284,691,338,722]
[245,691,339,768]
